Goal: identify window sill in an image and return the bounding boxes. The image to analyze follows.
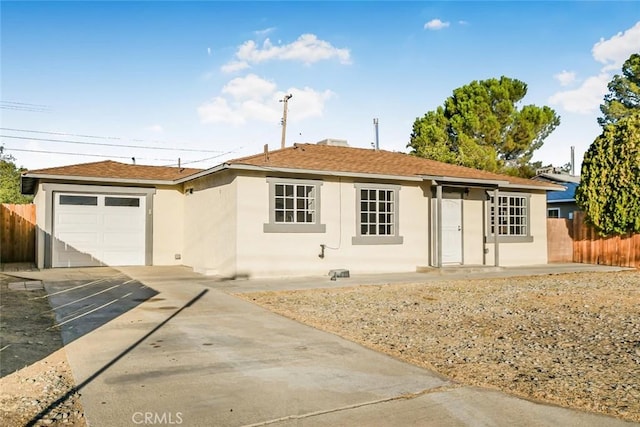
[352,235,404,245]
[485,235,534,243]
[263,223,326,233]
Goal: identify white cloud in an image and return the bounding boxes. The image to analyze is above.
[221,33,351,72]
[145,124,164,133]
[220,60,250,73]
[554,70,577,86]
[592,21,640,71]
[424,19,450,30]
[458,20,469,26]
[197,97,245,125]
[198,74,334,125]
[222,74,277,100]
[254,27,275,37]
[548,73,610,114]
[549,21,640,114]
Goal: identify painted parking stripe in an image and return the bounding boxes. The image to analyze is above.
[48,299,119,330]
[59,303,97,321]
[43,284,122,313]
[48,290,138,330]
[31,276,118,300]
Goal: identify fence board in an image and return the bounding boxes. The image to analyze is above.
[546,218,573,263]
[0,204,36,263]
[570,211,639,268]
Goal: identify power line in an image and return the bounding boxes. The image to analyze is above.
[1,101,52,113]
[1,135,224,153]
[1,101,51,108]
[1,127,221,149]
[1,127,120,140]
[3,147,178,163]
[168,148,243,166]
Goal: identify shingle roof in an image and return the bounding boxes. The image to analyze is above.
[228,143,555,188]
[24,160,202,181]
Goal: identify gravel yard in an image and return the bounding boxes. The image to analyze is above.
[242,271,640,422]
[0,349,85,426]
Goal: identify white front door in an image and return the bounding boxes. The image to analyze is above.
[441,195,462,264]
[53,193,146,267]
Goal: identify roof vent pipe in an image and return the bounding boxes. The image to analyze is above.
[373,118,379,150]
[570,146,575,176]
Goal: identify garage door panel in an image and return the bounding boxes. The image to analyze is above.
[57,213,100,226]
[57,231,100,245]
[103,232,144,245]
[53,247,103,268]
[103,214,143,229]
[102,250,144,266]
[53,193,147,268]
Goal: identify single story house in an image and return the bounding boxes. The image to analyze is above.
[21,140,561,278]
[533,168,580,219]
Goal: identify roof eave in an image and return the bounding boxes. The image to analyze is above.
[547,199,576,203]
[174,163,229,184]
[500,183,563,191]
[21,173,178,187]
[421,175,508,187]
[225,164,424,182]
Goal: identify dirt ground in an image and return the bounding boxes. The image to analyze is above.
[0,274,63,377]
[0,273,85,426]
[242,270,640,422]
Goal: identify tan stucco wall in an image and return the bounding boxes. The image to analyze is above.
[233,174,431,278]
[33,183,46,269]
[182,170,237,276]
[484,191,549,266]
[152,185,185,265]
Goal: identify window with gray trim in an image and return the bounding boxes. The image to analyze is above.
[264,178,325,233]
[353,184,403,245]
[360,188,395,235]
[275,183,316,223]
[488,194,530,239]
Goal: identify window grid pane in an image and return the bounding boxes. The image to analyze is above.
[489,195,528,236]
[274,183,316,224]
[360,189,395,236]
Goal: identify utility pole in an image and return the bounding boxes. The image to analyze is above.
[280,94,293,149]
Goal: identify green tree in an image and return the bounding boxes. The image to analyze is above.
[598,53,640,127]
[0,147,33,204]
[408,76,560,177]
[575,110,640,235]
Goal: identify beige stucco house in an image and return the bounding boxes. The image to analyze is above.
[21,141,560,278]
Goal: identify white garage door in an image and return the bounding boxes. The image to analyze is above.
[53,193,146,267]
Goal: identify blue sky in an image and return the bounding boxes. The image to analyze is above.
[1,1,639,172]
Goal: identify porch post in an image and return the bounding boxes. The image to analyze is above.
[493,188,500,267]
[437,184,443,268]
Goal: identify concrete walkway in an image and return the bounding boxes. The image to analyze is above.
[21,265,637,426]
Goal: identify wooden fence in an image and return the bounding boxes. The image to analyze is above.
[547,212,640,268]
[547,218,574,263]
[0,204,36,263]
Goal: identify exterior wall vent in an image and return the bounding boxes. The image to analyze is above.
[329,269,350,280]
[316,138,349,147]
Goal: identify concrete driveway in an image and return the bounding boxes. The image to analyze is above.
[28,265,637,426]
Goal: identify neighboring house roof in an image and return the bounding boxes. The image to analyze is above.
[21,144,562,194]
[223,143,559,190]
[533,172,581,184]
[21,160,202,194]
[547,182,579,204]
[533,172,580,203]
